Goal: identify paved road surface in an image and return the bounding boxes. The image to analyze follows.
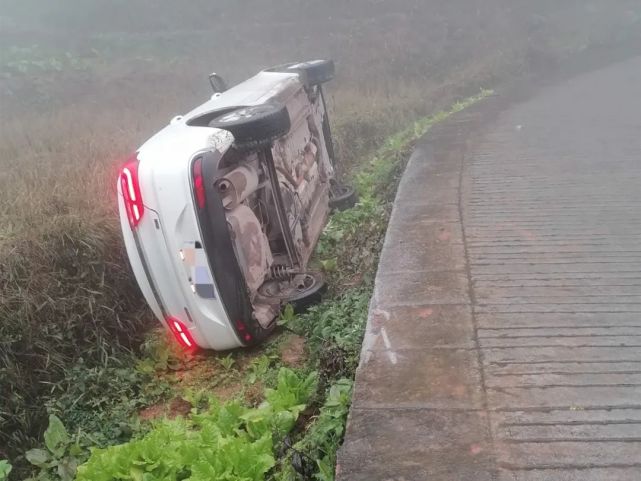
[338,56,641,480]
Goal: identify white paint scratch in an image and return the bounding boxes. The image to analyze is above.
[380,327,397,365]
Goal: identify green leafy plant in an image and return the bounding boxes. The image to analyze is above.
[271,379,353,481]
[75,368,317,481]
[0,460,11,481]
[219,354,236,371]
[279,304,296,326]
[137,332,184,373]
[24,415,85,481]
[247,356,273,385]
[297,379,353,481]
[76,417,276,481]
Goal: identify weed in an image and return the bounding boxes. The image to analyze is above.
[137,331,185,373]
[279,305,296,325]
[284,289,370,379]
[0,461,11,481]
[270,379,352,481]
[315,196,387,286]
[219,354,236,371]
[247,356,274,385]
[45,360,170,448]
[24,415,85,481]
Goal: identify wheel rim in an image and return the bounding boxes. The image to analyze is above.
[259,273,319,300]
[295,274,315,292]
[215,105,273,124]
[216,108,251,123]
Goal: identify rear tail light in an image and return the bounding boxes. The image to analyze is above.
[120,155,144,228]
[235,319,253,343]
[167,317,197,350]
[192,157,206,209]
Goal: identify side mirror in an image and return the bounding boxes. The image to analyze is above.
[208,73,228,93]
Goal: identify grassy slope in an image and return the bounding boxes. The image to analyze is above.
[1,1,641,479]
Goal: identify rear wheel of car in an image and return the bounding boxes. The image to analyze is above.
[208,103,291,149]
[258,272,327,313]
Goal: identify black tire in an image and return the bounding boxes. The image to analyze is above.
[259,272,327,313]
[267,59,335,86]
[288,272,327,312]
[329,182,358,211]
[208,103,291,147]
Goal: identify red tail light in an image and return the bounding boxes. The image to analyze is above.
[167,317,197,350]
[236,319,253,343]
[120,155,144,228]
[192,157,206,209]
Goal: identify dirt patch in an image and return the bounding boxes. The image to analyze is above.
[139,397,192,421]
[243,382,265,407]
[155,353,247,403]
[139,404,165,421]
[280,334,307,367]
[165,353,223,388]
[210,383,243,401]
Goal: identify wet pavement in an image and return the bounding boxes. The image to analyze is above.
[337,56,641,480]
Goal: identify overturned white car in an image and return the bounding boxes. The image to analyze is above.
[117,60,354,350]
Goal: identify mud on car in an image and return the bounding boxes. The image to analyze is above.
[118,60,355,350]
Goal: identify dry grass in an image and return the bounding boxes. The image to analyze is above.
[1,0,641,462]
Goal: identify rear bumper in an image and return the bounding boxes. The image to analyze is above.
[118,190,243,351]
[193,150,273,345]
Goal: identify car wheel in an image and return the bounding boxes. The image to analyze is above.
[329,182,358,211]
[258,272,327,313]
[208,103,291,149]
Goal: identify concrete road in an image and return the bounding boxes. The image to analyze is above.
[338,56,641,480]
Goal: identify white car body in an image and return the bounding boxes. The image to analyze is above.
[118,64,336,350]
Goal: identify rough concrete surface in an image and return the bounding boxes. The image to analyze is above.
[337,56,641,480]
